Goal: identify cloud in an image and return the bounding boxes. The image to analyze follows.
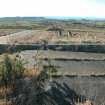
[0,0,105,18]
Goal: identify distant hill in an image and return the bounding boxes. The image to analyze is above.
[0,17,105,30]
[0,17,46,21]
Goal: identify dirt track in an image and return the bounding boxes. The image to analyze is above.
[0,30,55,44]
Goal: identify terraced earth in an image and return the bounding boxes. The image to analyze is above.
[20,50,105,75]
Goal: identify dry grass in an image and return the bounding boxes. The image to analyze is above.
[24,68,40,77]
[0,29,25,37]
[0,87,12,99]
[0,100,11,105]
[76,100,92,105]
[0,68,41,105]
[0,29,105,44]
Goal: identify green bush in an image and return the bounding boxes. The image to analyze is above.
[0,54,25,85]
[0,54,25,102]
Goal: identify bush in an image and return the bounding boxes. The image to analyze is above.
[0,54,25,103]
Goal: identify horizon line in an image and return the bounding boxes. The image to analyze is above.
[0,16,105,20]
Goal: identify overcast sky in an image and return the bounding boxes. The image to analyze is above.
[0,0,105,18]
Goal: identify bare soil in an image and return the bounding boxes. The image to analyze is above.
[0,29,105,44]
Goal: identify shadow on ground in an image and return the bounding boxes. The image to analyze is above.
[12,78,86,105]
[44,81,86,105]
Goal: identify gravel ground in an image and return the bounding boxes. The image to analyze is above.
[50,76,105,105]
[19,50,105,75]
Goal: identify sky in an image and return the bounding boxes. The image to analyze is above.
[0,0,105,18]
